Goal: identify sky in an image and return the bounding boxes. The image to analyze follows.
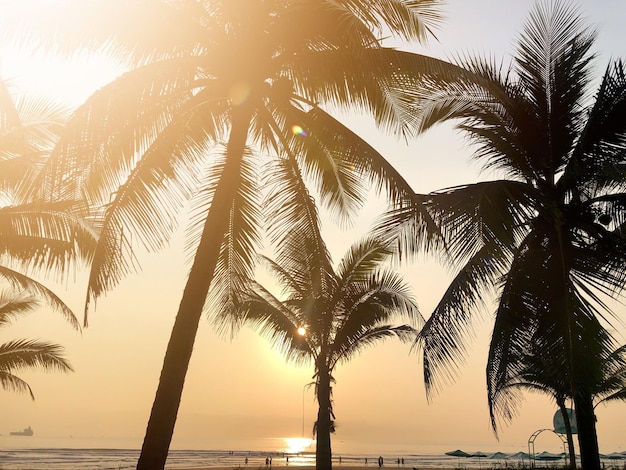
[1,0,626,457]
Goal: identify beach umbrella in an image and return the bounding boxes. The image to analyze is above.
[488,452,508,460]
[445,450,471,457]
[509,451,531,461]
[445,449,471,467]
[535,451,563,461]
[471,451,488,469]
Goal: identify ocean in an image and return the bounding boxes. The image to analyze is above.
[0,447,533,470]
[0,436,623,470]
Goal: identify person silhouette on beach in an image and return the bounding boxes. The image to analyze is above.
[378,456,383,468]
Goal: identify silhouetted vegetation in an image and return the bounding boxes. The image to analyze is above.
[3,2,626,470]
[0,292,73,399]
[238,227,421,469]
[378,3,626,470]
[5,2,458,469]
[1,78,96,398]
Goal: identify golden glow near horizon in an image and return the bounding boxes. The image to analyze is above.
[283,437,314,454]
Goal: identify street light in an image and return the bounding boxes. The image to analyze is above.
[297,325,311,439]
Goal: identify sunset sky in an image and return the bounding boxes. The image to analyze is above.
[1,0,625,457]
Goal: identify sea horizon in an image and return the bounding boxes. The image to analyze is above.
[0,433,544,456]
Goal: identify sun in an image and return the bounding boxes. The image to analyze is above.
[283,437,313,454]
[1,0,125,106]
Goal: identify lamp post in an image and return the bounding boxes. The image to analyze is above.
[297,325,311,439]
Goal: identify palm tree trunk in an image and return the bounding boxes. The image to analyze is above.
[137,106,252,470]
[315,362,333,470]
[574,391,600,470]
[557,399,576,469]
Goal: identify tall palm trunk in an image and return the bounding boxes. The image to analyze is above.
[573,391,600,470]
[315,361,333,470]
[557,398,576,469]
[137,106,252,469]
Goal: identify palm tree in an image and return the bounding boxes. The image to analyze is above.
[237,229,421,470]
[515,352,579,468]
[377,2,626,469]
[7,2,458,468]
[490,334,581,468]
[490,333,626,469]
[1,78,96,325]
[0,291,73,399]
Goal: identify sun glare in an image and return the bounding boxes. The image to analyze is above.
[2,1,125,105]
[283,437,313,454]
[297,326,307,336]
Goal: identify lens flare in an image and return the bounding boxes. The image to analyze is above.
[291,125,307,137]
[228,81,251,106]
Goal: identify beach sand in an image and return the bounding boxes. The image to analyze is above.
[177,466,454,470]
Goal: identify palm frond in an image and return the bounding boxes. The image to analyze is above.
[3,0,209,66]
[419,242,506,395]
[0,266,80,331]
[333,269,422,358]
[0,337,74,400]
[0,291,37,327]
[237,282,313,366]
[83,92,224,318]
[335,237,393,284]
[304,106,416,210]
[203,148,263,335]
[332,324,418,370]
[565,60,626,193]
[427,181,535,263]
[337,0,443,44]
[39,57,204,204]
[0,79,71,201]
[0,338,73,372]
[0,201,97,276]
[0,371,34,400]
[292,47,464,137]
[263,150,334,301]
[373,193,445,261]
[280,106,367,226]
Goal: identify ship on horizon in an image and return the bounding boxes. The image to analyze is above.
[10,426,33,436]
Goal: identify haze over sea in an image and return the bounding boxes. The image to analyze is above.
[2,435,623,470]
